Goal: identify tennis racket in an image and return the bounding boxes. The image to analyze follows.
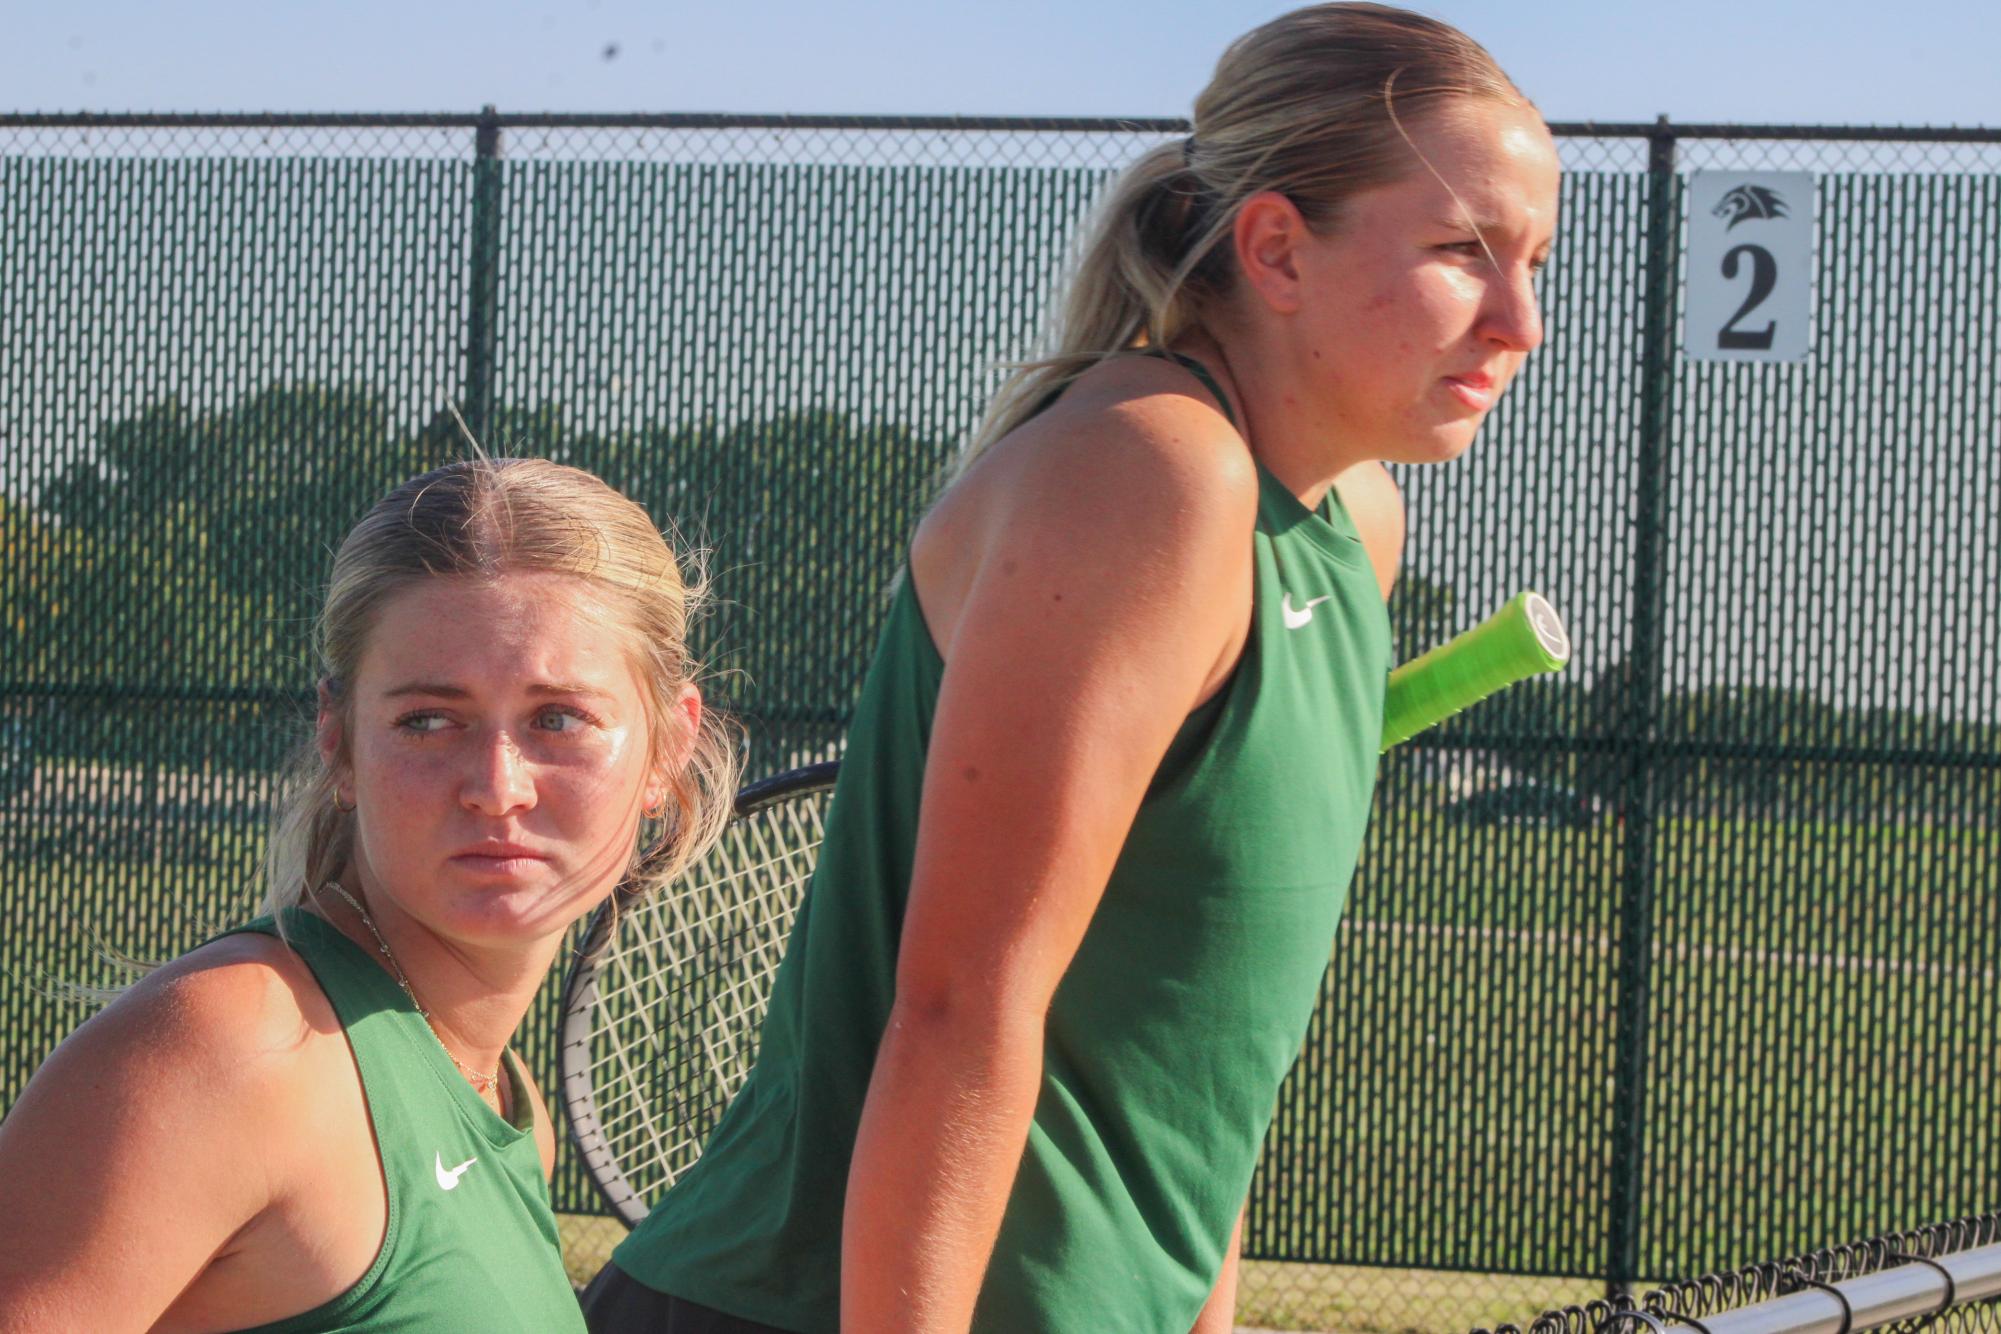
[560,762,838,1225]
[559,594,1569,1224]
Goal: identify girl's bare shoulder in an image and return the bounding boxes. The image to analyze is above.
[945,356,1256,543]
[1034,354,1248,466]
[134,929,336,1057]
[0,927,349,1314]
[38,928,341,1125]
[914,357,1259,654]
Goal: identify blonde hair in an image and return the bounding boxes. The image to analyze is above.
[262,457,742,916]
[964,2,1531,462]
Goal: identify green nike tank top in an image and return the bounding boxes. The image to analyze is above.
[225,909,586,1334]
[617,357,1391,1333]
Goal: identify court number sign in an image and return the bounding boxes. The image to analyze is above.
[1683,171,1815,362]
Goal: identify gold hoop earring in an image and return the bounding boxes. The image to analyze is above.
[333,792,356,813]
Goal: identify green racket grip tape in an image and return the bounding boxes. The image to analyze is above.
[1380,591,1571,752]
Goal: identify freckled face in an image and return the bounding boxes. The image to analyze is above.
[335,572,662,946]
[1292,98,1560,464]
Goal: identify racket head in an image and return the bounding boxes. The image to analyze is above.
[559,760,839,1226]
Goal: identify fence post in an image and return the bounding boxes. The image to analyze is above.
[1607,113,1679,1297]
[466,105,502,442]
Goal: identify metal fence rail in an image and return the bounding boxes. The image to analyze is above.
[1486,1213,2001,1332]
[2,112,1997,1331]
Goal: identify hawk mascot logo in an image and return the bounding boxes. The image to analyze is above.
[1713,184,1789,229]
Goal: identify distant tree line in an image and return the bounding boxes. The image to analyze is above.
[3,384,943,776]
[6,384,1993,823]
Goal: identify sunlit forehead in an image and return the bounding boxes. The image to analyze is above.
[354,572,644,715]
[1389,98,1560,265]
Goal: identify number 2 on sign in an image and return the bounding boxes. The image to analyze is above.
[1717,244,1777,350]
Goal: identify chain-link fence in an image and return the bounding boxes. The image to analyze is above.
[2,112,1997,1332]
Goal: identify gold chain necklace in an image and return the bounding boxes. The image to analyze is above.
[320,882,502,1097]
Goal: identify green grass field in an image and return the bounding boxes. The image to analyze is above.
[3,797,1994,1332]
[1234,803,1998,1328]
[547,1213,1609,1332]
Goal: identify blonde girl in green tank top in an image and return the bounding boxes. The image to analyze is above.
[861,67,1556,1323]
[0,459,740,1331]
[597,5,1561,1332]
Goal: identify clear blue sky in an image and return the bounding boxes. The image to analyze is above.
[3,0,1994,127]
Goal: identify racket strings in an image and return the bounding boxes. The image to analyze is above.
[607,839,814,942]
[579,952,790,1082]
[580,876,804,1096]
[585,860,813,1015]
[585,908,801,1075]
[563,787,834,1206]
[599,872,801,971]
[585,833,818,995]
[582,937,792,1101]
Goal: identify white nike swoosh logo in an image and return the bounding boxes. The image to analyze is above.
[435,1152,478,1191]
[1282,592,1334,630]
